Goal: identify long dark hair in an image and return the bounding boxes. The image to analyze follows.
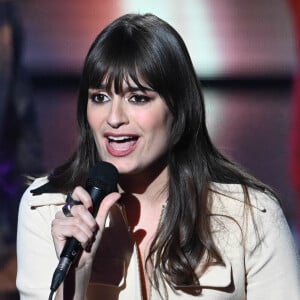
[49,13,277,295]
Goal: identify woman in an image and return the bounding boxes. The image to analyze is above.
[16,13,300,299]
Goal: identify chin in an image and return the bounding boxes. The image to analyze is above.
[101,158,139,175]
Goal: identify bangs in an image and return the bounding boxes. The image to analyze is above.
[87,43,155,94]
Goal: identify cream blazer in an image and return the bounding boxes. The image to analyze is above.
[16,177,300,299]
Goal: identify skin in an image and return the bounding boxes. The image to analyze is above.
[52,77,173,299]
[87,77,173,178]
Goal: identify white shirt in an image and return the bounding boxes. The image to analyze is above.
[16,177,300,299]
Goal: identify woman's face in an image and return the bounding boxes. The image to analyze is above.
[87,77,173,176]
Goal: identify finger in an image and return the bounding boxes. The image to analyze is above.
[95,192,121,228]
[71,186,93,210]
[56,203,98,233]
[69,204,99,232]
[52,216,96,249]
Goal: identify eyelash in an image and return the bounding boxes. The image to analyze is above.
[89,93,110,103]
[128,94,151,104]
[89,93,152,104]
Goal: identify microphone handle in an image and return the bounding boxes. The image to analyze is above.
[60,238,82,263]
[59,185,105,262]
[50,185,108,292]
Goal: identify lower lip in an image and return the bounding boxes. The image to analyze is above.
[105,138,138,157]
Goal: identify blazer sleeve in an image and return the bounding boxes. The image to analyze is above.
[16,179,63,300]
[245,192,300,299]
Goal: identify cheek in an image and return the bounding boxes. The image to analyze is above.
[87,110,102,152]
[87,106,104,131]
[87,105,96,129]
[87,105,93,126]
[87,113,102,144]
[142,110,173,140]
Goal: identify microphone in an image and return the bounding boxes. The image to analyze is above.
[49,161,119,293]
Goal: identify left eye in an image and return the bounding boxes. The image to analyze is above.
[128,94,151,104]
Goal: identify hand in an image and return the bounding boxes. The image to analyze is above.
[51,186,121,270]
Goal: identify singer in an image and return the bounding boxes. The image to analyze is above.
[16,13,300,299]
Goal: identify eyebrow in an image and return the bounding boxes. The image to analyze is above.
[127,86,154,92]
[88,84,154,93]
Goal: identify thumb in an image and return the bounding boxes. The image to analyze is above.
[95,192,121,228]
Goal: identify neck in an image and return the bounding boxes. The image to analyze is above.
[118,162,169,207]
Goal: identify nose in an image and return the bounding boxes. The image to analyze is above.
[106,98,129,128]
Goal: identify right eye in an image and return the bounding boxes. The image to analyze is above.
[89,93,110,104]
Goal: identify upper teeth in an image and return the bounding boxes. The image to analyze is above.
[108,136,132,141]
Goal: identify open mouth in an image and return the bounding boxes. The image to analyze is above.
[105,135,139,155]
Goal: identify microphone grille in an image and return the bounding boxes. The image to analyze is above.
[86,161,119,193]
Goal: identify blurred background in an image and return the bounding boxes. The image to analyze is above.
[0,0,299,299]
